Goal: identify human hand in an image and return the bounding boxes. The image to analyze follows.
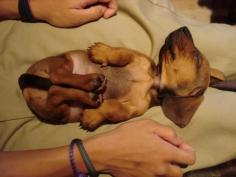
[83,120,196,177]
[30,0,118,27]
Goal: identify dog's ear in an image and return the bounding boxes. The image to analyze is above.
[161,96,204,128]
[210,68,226,85]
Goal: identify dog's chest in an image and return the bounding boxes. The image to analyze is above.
[71,54,155,100]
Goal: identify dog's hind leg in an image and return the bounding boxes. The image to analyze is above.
[50,71,106,92]
[48,85,103,108]
[39,85,103,124]
[49,57,106,92]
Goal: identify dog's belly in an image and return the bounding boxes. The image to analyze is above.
[71,53,153,99]
[71,53,136,99]
[100,67,134,99]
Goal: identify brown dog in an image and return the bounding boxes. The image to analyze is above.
[18,27,226,130]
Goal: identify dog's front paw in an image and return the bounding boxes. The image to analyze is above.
[80,109,104,131]
[88,43,111,66]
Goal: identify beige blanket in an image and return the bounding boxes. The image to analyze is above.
[0,0,236,174]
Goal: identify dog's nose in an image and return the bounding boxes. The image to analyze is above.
[161,26,195,60]
[171,26,192,40]
[179,26,192,39]
[169,26,194,51]
[179,26,189,34]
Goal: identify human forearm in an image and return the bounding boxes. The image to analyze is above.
[0,0,19,20]
[0,147,74,177]
[0,139,111,177]
[0,0,45,21]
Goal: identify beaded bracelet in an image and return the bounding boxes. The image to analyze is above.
[69,139,88,177]
[74,139,99,177]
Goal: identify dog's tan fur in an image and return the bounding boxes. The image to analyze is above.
[19,27,225,130]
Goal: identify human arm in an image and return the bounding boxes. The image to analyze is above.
[0,120,196,177]
[0,0,118,27]
[0,0,19,20]
[0,146,76,177]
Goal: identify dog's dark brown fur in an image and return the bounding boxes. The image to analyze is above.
[19,27,226,130]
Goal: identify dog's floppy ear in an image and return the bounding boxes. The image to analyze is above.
[210,68,226,85]
[161,96,204,128]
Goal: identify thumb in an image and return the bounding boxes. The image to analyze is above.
[78,5,107,24]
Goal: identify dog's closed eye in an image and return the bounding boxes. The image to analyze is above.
[189,87,204,96]
[193,50,202,67]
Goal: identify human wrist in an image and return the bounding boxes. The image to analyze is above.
[0,0,46,22]
[82,137,110,174]
[81,133,120,175]
[28,0,47,21]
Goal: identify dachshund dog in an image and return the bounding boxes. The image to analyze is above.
[18,27,227,130]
